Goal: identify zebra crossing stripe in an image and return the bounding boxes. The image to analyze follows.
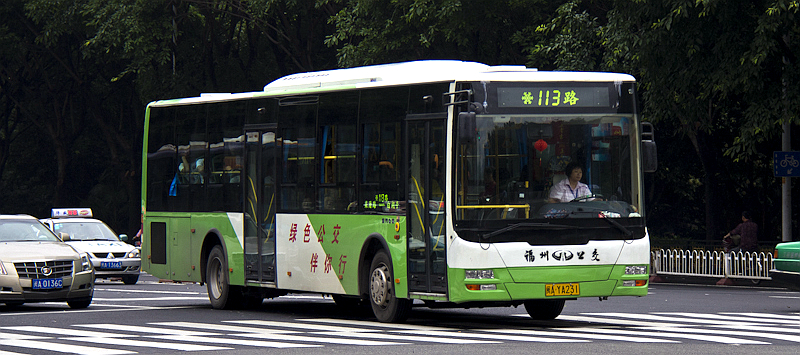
[556,315,689,328]
[3,326,128,338]
[310,331,500,344]
[151,321,299,334]
[561,327,770,345]
[153,335,321,348]
[0,339,134,355]
[394,330,590,343]
[227,319,380,333]
[0,332,50,340]
[0,348,31,355]
[233,332,407,346]
[721,312,800,322]
[717,324,800,335]
[481,328,679,343]
[653,312,800,325]
[64,336,233,351]
[299,318,456,331]
[640,325,800,343]
[75,323,221,336]
[581,312,745,326]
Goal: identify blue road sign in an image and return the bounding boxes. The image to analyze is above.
[774,151,800,177]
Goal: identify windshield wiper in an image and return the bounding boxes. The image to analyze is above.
[601,216,633,237]
[481,223,576,240]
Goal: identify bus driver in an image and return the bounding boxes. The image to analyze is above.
[549,161,594,203]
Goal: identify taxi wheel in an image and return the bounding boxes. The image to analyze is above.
[122,275,139,285]
[67,297,92,309]
[523,299,565,320]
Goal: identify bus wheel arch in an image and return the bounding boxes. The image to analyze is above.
[358,234,390,300]
[200,230,225,285]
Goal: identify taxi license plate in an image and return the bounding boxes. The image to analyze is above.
[101,261,123,269]
[545,283,580,296]
[32,278,63,290]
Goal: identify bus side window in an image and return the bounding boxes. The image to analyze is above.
[318,92,358,212]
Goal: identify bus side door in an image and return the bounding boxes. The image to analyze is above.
[244,126,278,284]
[406,114,447,294]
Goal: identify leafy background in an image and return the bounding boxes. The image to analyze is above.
[1,0,798,248]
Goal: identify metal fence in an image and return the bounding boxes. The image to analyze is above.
[650,249,773,281]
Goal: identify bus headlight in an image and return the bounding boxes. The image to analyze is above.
[465,270,494,279]
[466,284,497,291]
[625,265,647,275]
[622,280,648,287]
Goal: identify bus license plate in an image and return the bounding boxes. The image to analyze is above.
[101,261,123,269]
[545,283,579,296]
[32,278,63,290]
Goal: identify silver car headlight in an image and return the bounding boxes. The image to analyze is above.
[0,261,7,275]
[126,248,140,259]
[80,253,92,271]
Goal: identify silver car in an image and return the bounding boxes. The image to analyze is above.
[0,215,94,308]
[41,208,141,285]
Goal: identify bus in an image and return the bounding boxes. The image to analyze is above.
[141,60,656,322]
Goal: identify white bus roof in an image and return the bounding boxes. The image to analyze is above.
[148,60,635,107]
[264,60,635,93]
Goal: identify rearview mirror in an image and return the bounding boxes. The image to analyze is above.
[641,122,657,173]
[458,111,476,144]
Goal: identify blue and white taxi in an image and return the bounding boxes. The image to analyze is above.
[40,209,141,285]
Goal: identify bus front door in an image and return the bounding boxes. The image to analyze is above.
[406,115,447,294]
[244,127,277,284]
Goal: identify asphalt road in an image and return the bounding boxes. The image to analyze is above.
[1,273,799,355]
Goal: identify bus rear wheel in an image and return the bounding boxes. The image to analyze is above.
[206,245,239,309]
[523,299,566,320]
[368,250,411,323]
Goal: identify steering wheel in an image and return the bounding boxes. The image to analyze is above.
[571,194,603,202]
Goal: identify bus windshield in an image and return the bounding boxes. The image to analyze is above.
[456,113,641,225]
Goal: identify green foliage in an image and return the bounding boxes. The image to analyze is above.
[0,0,798,242]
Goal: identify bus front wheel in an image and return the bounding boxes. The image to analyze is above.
[523,299,566,320]
[206,245,238,309]
[369,251,411,323]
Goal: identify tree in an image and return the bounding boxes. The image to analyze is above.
[325,0,556,67]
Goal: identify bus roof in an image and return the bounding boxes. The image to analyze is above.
[264,60,635,93]
[148,60,635,107]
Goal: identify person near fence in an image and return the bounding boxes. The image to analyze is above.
[722,211,758,253]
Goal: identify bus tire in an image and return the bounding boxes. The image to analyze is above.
[206,245,239,309]
[368,250,411,323]
[523,299,566,320]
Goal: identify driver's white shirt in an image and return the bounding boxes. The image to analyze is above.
[549,179,592,202]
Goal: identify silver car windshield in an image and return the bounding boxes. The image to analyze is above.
[52,221,120,241]
[0,220,61,242]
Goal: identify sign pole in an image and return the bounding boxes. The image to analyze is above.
[782,121,792,242]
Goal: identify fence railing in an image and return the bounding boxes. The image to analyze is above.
[650,249,773,281]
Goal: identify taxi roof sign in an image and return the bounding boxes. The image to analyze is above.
[51,208,93,218]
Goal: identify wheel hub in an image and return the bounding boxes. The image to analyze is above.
[370,266,389,306]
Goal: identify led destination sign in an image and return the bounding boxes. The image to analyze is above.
[498,86,612,108]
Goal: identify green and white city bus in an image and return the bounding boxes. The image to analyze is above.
[141,60,656,322]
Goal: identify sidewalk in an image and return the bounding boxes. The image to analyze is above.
[649,274,783,288]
